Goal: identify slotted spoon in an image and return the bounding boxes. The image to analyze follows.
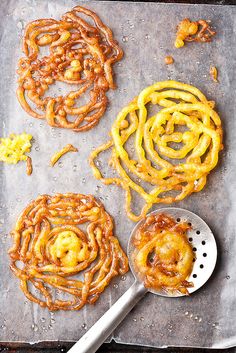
[68,207,217,353]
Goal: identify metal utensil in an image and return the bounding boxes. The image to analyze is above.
[68,207,217,353]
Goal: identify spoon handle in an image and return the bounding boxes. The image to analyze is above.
[67,281,147,353]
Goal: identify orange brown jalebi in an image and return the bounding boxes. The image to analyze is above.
[132,213,194,295]
[17,6,123,132]
[175,19,216,48]
[89,81,223,222]
[8,193,128,310]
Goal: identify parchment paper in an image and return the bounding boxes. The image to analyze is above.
[0,0,236,348]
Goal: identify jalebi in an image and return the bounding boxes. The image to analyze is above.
[132,213,194,295]
[9,193,128,310]
[90,81,223,221]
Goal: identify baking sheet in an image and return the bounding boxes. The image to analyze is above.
[0,0,236,348]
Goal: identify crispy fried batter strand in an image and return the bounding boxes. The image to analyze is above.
[132,213,194,295]
[210,66,218,83]
[26,156,33,175]
[175,19,216,48]
[17,6,123,132]
[50,144,78,166]
[89,80,223,222]
[9,193,128,310]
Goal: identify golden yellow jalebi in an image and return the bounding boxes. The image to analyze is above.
[132,213,194,295]
[9,193,128,310]
[89,81,223,222]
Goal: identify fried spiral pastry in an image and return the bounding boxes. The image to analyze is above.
[90,81,223,222]
[17,6,123,132]
[8,193,128,310]
[132,213,194,295]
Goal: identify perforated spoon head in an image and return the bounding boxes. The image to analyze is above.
[127,207,217,298]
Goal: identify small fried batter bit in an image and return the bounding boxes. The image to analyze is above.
[164,55,174,65]
[0,133,33,175]
[210,66,219,83]
[50,144,78,166]
[90,80,223,222]
[9,193,128,311]
[175,18,216,48]
[16,6,123,132]
[132,213,194,295]
[26,156,33,175]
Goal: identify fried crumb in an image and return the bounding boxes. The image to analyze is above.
[210,66,218,83]
[165,55,174,65]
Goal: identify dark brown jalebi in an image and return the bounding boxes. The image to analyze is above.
[8,193,128,310]
[132,213,194,295]
[17,6,123,132]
